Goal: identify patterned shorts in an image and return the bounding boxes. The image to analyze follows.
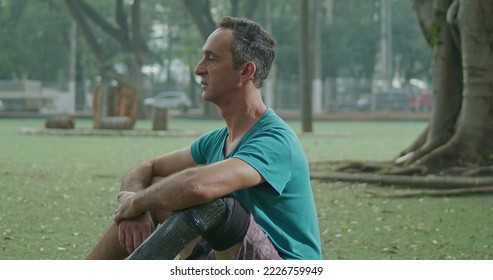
[187,214,283,260]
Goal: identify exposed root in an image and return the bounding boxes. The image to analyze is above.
[398,124,429,157]
[310,158,493,198]
[310,170,493,189]
[366,186,493,198]
[387,165,428,175]
[463,166,493,176]
[335,161,392,173]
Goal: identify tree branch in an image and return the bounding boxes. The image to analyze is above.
[182,0,216,41]
[409,0,435,47]
[75,0,121,40]
[64,0,106,61]
[131,0,147,65]
[116,0,130,47]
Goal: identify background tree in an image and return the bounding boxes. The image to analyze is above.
[299,0,312,132]
[183,0,260,40]
[322,0,380,80]
[64,0,149,87]
[397,0,493,174]
[313,0,493,193]
[0,1,71,81]
[391,0,432,83]
[1,0,433,117]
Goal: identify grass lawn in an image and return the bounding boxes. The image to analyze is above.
[0,116,492,260]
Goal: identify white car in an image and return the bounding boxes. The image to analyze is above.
[144,91,192,112]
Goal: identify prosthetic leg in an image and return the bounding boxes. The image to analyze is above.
[128,196,249,260]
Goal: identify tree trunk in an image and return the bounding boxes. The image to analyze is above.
[152,107,168,131]
[396,0,493,174]
[312,0,493,182]
[309,1,493,191]
[399,0,462,165]
[299,0,313,133]
[449,0,493,162]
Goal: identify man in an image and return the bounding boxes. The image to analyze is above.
[85,16,321,260]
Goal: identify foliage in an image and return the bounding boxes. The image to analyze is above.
[267,0,300,79]
[322,0,380,79]
[391,0,432,82]
[0,0,72,81]
[0,0,432,88]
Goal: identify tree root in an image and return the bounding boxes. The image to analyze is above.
[310,159,493,198]
[366,186,493,198]
[463,166,493,176]
[310,170,493,189]
[311,169,493,197]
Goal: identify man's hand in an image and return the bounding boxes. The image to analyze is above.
[114,191,154,253]
[117,212,155,254]
[114,191,143,224]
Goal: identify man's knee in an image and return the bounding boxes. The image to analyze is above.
[202,196,250,251]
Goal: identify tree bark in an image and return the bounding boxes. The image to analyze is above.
[399,0,462,166]
[413,0,493,167]
[318,1,493,189]
[397,0,493,171]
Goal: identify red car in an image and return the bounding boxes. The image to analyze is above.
[409,90,433,111]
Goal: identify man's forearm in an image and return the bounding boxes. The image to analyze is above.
[132,167,209,214]
[121,160,155,192]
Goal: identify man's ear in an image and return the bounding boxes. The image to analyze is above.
[240,61,256,84]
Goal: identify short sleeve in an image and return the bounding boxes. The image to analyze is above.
[190,128,227,165]
[233,128,293,195]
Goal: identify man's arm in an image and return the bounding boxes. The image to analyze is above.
[114,157,264,223]
[115,147,197,253]
[120,147,197,193]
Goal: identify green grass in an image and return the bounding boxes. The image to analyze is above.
[0,117,492,260]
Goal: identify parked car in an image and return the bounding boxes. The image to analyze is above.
[356,88,411,111]
[357,86,434,112]
[0,100,4,111]
[409,90,433,111]
[144,91,192,112]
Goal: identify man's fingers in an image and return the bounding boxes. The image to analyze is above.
[118,226,126,251]
[117,214,155,254]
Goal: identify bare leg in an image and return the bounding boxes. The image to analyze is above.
[84,210,171,260]
[84,222,129,260]
[85,196,245,260]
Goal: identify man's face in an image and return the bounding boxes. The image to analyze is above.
[194,28,240,104]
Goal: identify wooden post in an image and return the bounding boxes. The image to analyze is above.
[152,107,168,131]
[92,85,138,130]
[45,115,75,129]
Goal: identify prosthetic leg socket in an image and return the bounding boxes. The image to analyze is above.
[128,199,227,260]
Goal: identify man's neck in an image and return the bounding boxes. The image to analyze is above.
[221,99,267,141]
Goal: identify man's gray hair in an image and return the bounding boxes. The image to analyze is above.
[218,16,276,88]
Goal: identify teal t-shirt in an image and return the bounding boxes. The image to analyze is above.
[190,108,321,260]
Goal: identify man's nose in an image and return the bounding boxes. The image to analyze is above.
[194,59,206,76]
